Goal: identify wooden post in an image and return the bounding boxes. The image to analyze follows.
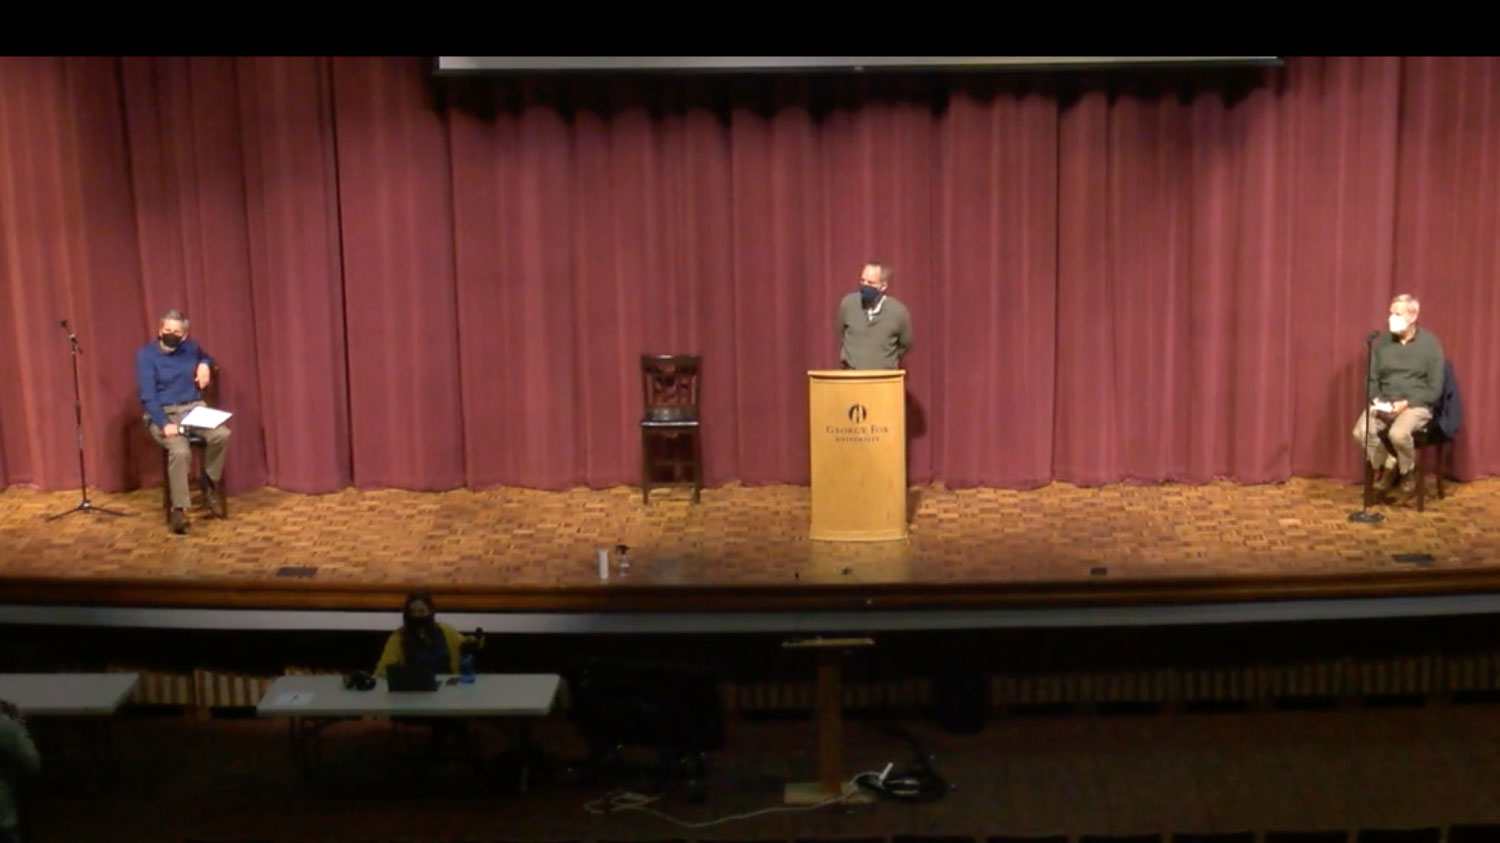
[816,654,841,795]
[783,636,876,805]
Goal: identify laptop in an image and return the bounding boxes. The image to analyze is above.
[385,664,440,692]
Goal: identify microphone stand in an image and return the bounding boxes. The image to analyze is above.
[1349,330,1384,524]
[46,320,129,521]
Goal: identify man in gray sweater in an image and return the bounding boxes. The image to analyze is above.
[837,261,912,370]
[1352,293,1445,497]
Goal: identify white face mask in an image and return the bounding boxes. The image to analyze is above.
[1389,314,1410,334]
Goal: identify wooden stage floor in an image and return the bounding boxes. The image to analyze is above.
[2,478,1499,612]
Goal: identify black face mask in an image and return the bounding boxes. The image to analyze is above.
[404,615,435,632]
[159,334,184,350]
[859,285,882,308]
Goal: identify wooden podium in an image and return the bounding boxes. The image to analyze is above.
[807,370,907,541]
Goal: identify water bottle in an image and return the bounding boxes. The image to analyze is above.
[459,632,478,684]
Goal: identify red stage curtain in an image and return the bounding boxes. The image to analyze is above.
[1,57,1494,494]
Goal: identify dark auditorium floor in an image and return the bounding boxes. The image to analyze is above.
[21,700,1500,842]
[3,478,1499,593]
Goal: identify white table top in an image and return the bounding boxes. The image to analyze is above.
[256,673,560,718]
[0,673,140,716]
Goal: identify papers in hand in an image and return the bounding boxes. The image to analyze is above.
[179,406,232,429]
[1371,400,1395,413]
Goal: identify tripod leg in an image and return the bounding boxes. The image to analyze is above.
[45,499,129,520]
[85,502,129,517]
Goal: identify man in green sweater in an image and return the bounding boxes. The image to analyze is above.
[1352,293,1445,497]
[837,261,912,370]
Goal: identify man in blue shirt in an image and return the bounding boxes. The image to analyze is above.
[137,309,231,534]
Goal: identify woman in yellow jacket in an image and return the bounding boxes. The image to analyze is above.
[374,590,468,678]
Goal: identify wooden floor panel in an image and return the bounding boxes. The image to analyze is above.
[2,478,1498,610]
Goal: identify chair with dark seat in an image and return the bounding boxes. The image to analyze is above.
[1406,422,1451,512]
[1363,357,1462,512]
[1407,357,1462,512]
[157,364,227,522]
[639,354,702,505]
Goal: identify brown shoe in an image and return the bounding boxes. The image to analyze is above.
[169,507,189,535]
[204,482,227,519]
[1398,474,1419,500]
[1373,466,1398,491]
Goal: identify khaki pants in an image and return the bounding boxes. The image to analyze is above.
[145,401,231,510]
[1351,405,1432,476]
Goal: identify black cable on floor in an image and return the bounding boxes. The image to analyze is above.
[851,722,952,803]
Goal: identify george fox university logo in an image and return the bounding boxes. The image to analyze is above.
[847,404,868,423]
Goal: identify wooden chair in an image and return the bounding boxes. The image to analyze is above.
[639,354,702,505]
[1407,421,1452,512]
